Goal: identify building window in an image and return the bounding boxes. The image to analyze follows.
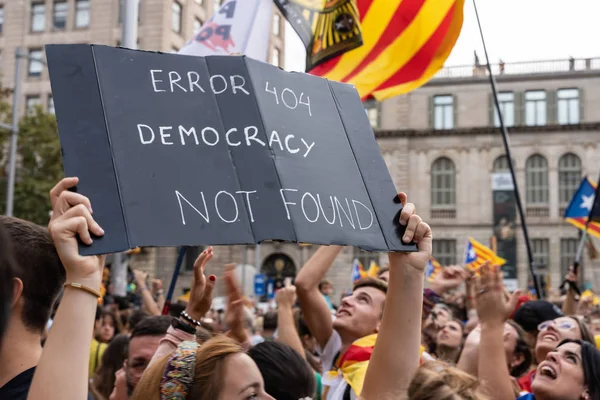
[75,0,90,28]
[53,1,68,29]
[31,2,46,32]
[560,238,578,278]
[433,95,453,130]
[433,239,456,267]
[0,6,4,34]
[431,157,456,218]
[364,99,379,128]
[493,155,509,172]
[525,90,546,126]
[525,154,549,216]
[28,49,44,77]
[558,153,581,209]
[273,13,281,37]
[532,239,550,269]
[493,91,514,127]
[271,47,280,67]
[26,95,41,115]
[193,18,202,33]
[172,1,182,33]
[48,95,55,114]
[557,88,579,125]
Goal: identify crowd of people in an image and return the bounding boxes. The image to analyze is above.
[0,177,599,400]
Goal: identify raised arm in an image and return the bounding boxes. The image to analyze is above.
[360,194,432,399]
[475,263,521,400]
[294,245,342,348]
[276,280,306,359]
[134,269,161,316]
[28,177,106,400]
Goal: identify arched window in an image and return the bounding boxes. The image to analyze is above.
[493,155,509,172]
[558,153,582,207]
[525,155,549,216]
[431,157,456,218]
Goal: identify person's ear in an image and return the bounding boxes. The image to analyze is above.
[11,278,24,309]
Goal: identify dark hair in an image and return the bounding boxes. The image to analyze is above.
[0,223,17,343]
[0,216,65,334]
[318,279,332,292]
[262,311,278,332]
[96,310,121,342]
[130,315,171,339]
[168,303,186,317]
[376,266,389,278]
[248,342,316,400]
[92,334,129,398]
[568,316,596,345]
[507,319,533,378]
[297,317,312,338]
[557,339,600,399]
[127,309,149,331]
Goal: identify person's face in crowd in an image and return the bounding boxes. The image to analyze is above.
[503,322,525,371]
[590,318,600,336]
[436,321,463,349]
[536,317,582,363]
[95,314,116,343]
[378,270,389,282]
[218,353,275,400]
[531,342,588,400]
[321,283,333,296]
[334,286,385,339]
[125,334,162,395]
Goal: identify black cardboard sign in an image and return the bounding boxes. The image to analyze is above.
[46,44,416,255]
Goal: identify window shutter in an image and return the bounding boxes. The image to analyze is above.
[546,90,556,125]
[578,87,584,123]
[452,94,458,129]
[515,92,523,126]
[428,96,434,129]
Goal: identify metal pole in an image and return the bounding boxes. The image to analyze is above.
[162,247,188,315]
[255,243,261,274]
[472,0,542,299]
[5,48,22,217]
[110,1,139,296]
[121,0,139,49]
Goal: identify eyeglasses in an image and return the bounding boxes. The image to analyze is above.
[538,320,576,332]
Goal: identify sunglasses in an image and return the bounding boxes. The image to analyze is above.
[538,320,576,332]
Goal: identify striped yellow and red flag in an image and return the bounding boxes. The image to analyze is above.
[305,0,465,100]
[464,237,506,272]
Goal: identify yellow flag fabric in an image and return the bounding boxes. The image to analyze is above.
[464,237,506,271]
[306,0,465,100]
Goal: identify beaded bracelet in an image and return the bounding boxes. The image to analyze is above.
[180,310,202,327]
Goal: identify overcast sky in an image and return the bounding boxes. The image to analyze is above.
[284,0,600,72]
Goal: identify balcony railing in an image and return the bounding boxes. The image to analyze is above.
[431,209,456,219]
[526,206,550,218]
[434,57,600,80]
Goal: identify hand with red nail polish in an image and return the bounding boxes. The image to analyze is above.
[185,246,215,322]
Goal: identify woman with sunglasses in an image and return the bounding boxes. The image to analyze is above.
[473,263,600,400]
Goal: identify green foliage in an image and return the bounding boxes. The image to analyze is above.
[0,102,63,225]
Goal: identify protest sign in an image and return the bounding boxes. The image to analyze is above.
[46,44,415,255]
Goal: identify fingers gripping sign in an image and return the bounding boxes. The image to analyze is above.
[48,177,106,289]
[389,192,432,273]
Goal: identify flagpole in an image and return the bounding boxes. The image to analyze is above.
[472,0,542,299]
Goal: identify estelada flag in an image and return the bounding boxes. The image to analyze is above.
[563,177,600,239]
[280,0,465,100]
[464,237,506,272]
[425,257,442,282]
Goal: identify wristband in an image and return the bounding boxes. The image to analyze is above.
[64,282,102,298]
[181,310,202,327]
[172,318,196,335]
